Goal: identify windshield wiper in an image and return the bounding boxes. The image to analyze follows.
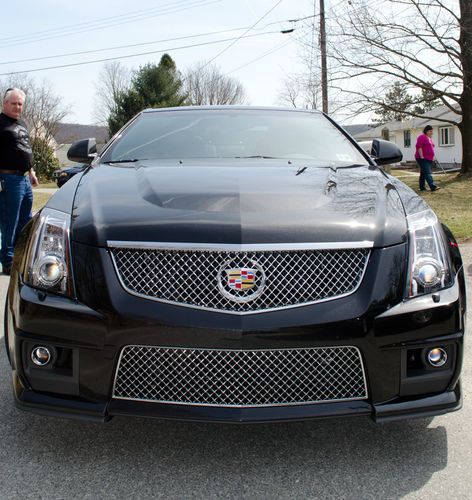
[102,158,144,164]
[235,155,276,159]
[296,166,308,176]
[335,163,368,169]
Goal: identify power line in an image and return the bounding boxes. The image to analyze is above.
[0,27,258,66]
[227,36,297,74]
[0,0,222,49]
[0,20,308,67]
[204,0,285,66]
[0,13,316,67]
[0,31,283,76]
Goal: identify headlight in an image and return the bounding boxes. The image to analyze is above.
[23,208,74,296]
[407,209,452,297]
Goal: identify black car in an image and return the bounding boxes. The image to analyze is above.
[4,107,466,423]
[52,163,87,187]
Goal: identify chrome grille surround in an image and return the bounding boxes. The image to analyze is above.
[109,242,371,314]
[112,346,368,407]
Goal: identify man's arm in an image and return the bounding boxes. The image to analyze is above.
[29,169,38,187]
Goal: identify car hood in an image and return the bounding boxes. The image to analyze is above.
[70,160,408,248]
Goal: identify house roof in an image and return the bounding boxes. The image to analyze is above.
[352,104,461,139]
[342,124,375,136]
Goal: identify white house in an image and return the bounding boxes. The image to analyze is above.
[351,106,461,169]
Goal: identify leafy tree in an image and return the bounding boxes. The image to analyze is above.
[108,54,186,135]
[412,87,442,115]
[374,82,443,123]
[374,82,413,123]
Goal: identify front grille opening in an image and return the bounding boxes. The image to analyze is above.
[113,346,368,407]
[110,247,370,313]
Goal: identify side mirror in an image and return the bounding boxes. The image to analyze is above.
[370,139,402,166]
[67,138,97,164]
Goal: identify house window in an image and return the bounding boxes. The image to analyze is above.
[439,126,454,146]
[404,130,411,148]
[381,128,390,141]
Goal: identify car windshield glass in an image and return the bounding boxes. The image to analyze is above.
[102,109,369,166]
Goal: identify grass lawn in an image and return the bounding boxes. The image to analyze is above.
[392,169,472,241]
[32,181,58,213]
[33,191,55,213]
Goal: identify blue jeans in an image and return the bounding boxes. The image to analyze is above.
[0,173,33,270]
[417,158,436,190]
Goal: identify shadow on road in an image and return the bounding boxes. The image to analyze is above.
[0,344,448,500]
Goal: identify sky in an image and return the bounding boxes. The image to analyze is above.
[0,0,318,125]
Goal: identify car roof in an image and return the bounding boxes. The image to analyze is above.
[141,105,323,115]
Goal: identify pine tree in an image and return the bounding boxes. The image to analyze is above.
[108,54,186,135]
[373,82,413,123]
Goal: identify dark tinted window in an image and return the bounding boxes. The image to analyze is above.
[103,109,368,166]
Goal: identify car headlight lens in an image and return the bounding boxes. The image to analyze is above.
[24,208,74,296]
[407,209,452,297]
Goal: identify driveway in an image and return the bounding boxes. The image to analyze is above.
[0,243,470,500]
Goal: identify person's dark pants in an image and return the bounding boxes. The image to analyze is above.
[416,158,437,191]
[0,173,33,271]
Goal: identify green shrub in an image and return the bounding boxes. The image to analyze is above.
[31,137,59,182]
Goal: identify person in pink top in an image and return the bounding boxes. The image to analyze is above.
[415,125,440,192]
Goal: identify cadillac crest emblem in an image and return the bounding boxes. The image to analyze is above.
[217,260,266,303]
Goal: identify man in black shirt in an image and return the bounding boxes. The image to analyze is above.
[0,88,38,275]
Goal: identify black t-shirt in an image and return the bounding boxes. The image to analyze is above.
[0,112,32,172]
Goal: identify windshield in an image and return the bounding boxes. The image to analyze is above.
[102,109,369,166]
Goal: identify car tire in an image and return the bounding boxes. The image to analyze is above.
[3,295,11,366]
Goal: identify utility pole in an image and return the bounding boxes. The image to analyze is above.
[320,0,328,113]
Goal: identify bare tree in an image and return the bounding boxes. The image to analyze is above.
[278,72,320,109]
[325,0,471,174]
[184,62,246,105]
[93,61,131,125]
[1,74,69,143]
[1,74,69,179]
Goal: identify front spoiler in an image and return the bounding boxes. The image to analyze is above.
[13,371,462,424]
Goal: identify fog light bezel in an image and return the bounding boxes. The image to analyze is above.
[31,346,52,367]
[426,347,448,368]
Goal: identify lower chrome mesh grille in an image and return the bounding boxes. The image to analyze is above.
[110,246,370,313]
[112,346,368,406]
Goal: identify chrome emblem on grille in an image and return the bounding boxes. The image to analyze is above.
[218,261,266,303]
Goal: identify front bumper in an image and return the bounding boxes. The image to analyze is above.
[6,243,466,423]
[8,271,464,422]
[12,372,461,423]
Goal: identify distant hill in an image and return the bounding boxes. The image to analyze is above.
[54,123,109,145]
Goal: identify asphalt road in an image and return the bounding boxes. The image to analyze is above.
[0,245,471,500]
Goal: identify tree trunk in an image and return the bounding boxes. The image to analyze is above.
[459,0,472,174]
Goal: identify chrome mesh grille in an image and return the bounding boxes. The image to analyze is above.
[112,346,368,406]
[110,246,370,312]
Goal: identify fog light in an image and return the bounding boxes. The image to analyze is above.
[31,346,51,366]
[427,347,447,367]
